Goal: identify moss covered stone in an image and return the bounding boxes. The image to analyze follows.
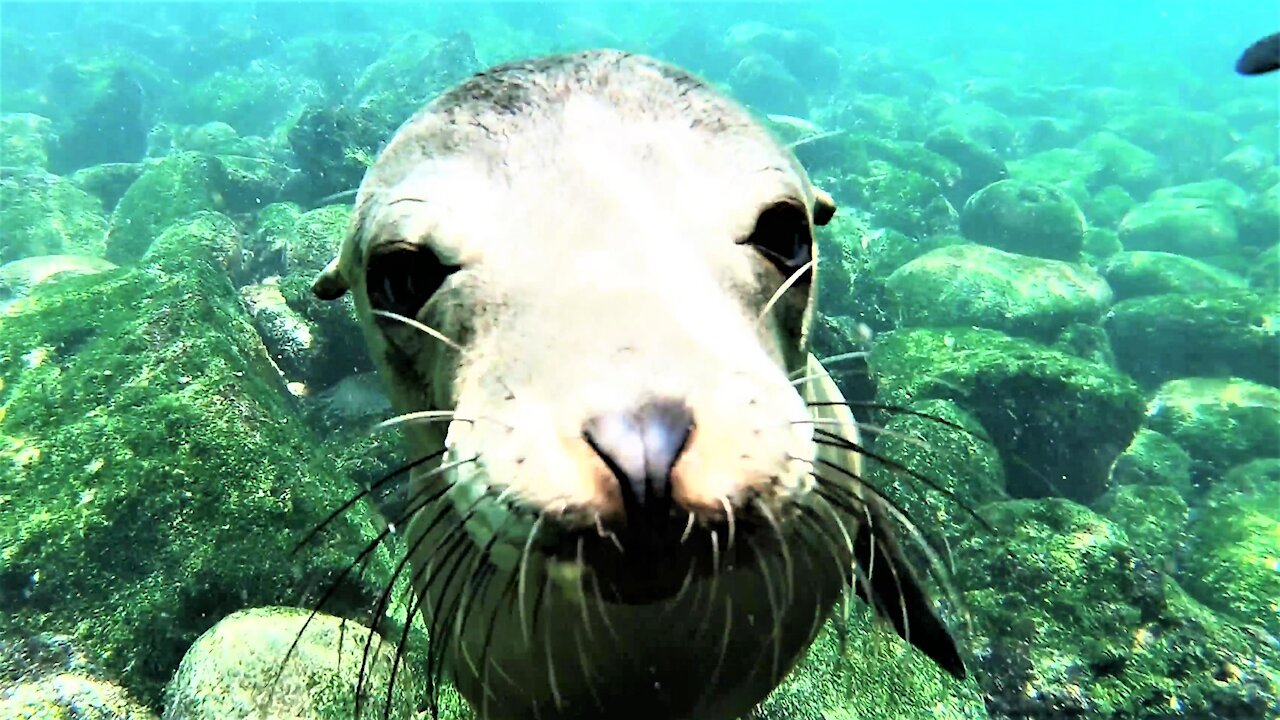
[1248,244,1279,291]
[0,673,157,720]
[1150,179,1249,216]
[1081,185,1135,230]
[0,112,55,169]
[1105,290,1279,389]
[105,152,231,264]
[922,127,1009,208]
[70,163,144,213]
[867,398,1006,541]
[854,160,959,238]
[1076,131,1162,196]
[0,255,118,307]
[868,328,1145,504]
[885,244,1112,341]
[960,179,1086,261]
[163,607,428,720]
[956,498,1278,718]
[0,168,108,264]
[1109,428,1193,495]
[1240,182,1280,251]
[1101,251,1245,301]
[0,214,393,707]
[1095,484,1189,566]
[1117,197,1239,257]
[752,604,985,720]
[1144,378,1280,485]
[1178,459,1280,636]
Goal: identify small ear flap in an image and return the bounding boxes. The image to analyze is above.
[813,188,837,226]
[311,257,350,300]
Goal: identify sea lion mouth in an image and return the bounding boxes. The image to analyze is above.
[536,510,768,605]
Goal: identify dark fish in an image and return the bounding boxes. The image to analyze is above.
[1236,32,1280,75]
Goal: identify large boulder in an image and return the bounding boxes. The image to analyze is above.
[1101,251,1245,301]
[885,244,1112,341]
[960,179,1086,261]
[1105,290,1279,389]
[0,168,108,264]
[869,328,1145,504]
[105,152,231,264]
[1117,197,1238,257]
[1144,378,1280,485]
[0,214,393,707]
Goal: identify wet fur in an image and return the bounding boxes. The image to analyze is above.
[309,50,964,720]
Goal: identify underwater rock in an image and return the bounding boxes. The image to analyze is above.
[1105,290,1279,389]
[1248,244,1279,291]
[958,498,1278,719]
[1081,227,1125,265]
[246,201,305,280]
[0,212,393,706]
[1239,182,1280,251]
[728,52,806,116]
[1101,251,1245,301]
[1217,144,1279,195]
[0,673,157,720]
[181,61,324,138]
[1144,377,1280,486]
[1051,321,1117,368]
[0,168,108,265]
[1095,483,1190,570]
[105,152,230,264]
[869,327,1145,504]
[1109,428,1193,496]
[1080,185,1136,230]
[723,22,840,91]
[1178,458,1280,637]
[923,127,1009,208]
[960,179,1086,262]
[47,68,149,175]
[826,94,930,142]
[351,30,481,139]
[284,104,384,206]
[1119,198,1239,259]
[1149,178,1249,216]
[1007,147,1100,192]
[0,112,55,168]
[163,607,429,720]
[70,162,145,213]
[240,280,321,389]
[1076,131,1162,196]
[855,161,959,238]
[932,102,1016,155]
[0,254,118,305]
[885,244,1112,342]
[1105,107,1232,183]
[868,398,1007,539]
[218,154,289,214]
[752,603,985,720]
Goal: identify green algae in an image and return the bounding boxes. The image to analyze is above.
[0,214,394,708]
[960,179,1086,261]
[0,168,108,265]
[1144,378,1280,485]
[869,327,1145,504]
[105,153,231,264]
[1109,428,1193,496]
[1102,251,1246,301]
[885,243,1112,342]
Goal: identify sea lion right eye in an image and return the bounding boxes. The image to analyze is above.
[366,244,460,319]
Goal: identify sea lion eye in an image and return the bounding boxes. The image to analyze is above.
[740,201,813,278]
[366,243,460,319]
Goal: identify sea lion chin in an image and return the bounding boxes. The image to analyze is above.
[312,49,965,720]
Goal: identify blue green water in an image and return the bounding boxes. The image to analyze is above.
[0,2,1278,719]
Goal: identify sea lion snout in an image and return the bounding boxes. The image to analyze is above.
[581,398,694,526]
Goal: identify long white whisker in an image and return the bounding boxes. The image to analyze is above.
[757,259,814,323]
[372,309,462,350]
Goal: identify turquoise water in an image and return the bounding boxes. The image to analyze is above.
[1,2,1278,719]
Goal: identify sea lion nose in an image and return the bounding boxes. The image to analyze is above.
[582,400,694,521]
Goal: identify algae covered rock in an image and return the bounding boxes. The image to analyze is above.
[1080,185,1135,230]
[0,112,56,168]
[0,254,118,305]
[0,168,108,264]
[922,127,1008,207]
[1076,131,1162,196]
[1105,290,1279,389]
[0,214,393,706]
[869,328,1145,504]
[885,244,1112,341]
[1144,378,1280,484]
[70,162,145,213]
[853,160,959,238]
[1178,459,1280,636]
[163,607,428,720]
[1095,484,1190,566]
[960,179,1086,261]
[1109,428,1193,495]
[1101,251,1245,301]
[105,152,230,264]
[1249,244,1279,291]
[957,498,1278,719]
[0,673,157,720]
[753,604,985,720]
[1117,197,1239,257]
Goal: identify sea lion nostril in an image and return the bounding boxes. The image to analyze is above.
[582,399,694,521]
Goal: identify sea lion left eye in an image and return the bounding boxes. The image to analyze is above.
[366,245,460,318]
[740,201,813,276]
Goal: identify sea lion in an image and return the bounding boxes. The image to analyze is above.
[311,49,965,719]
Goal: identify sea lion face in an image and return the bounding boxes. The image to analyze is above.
[314,51,959,719]
[321,55,836,601]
